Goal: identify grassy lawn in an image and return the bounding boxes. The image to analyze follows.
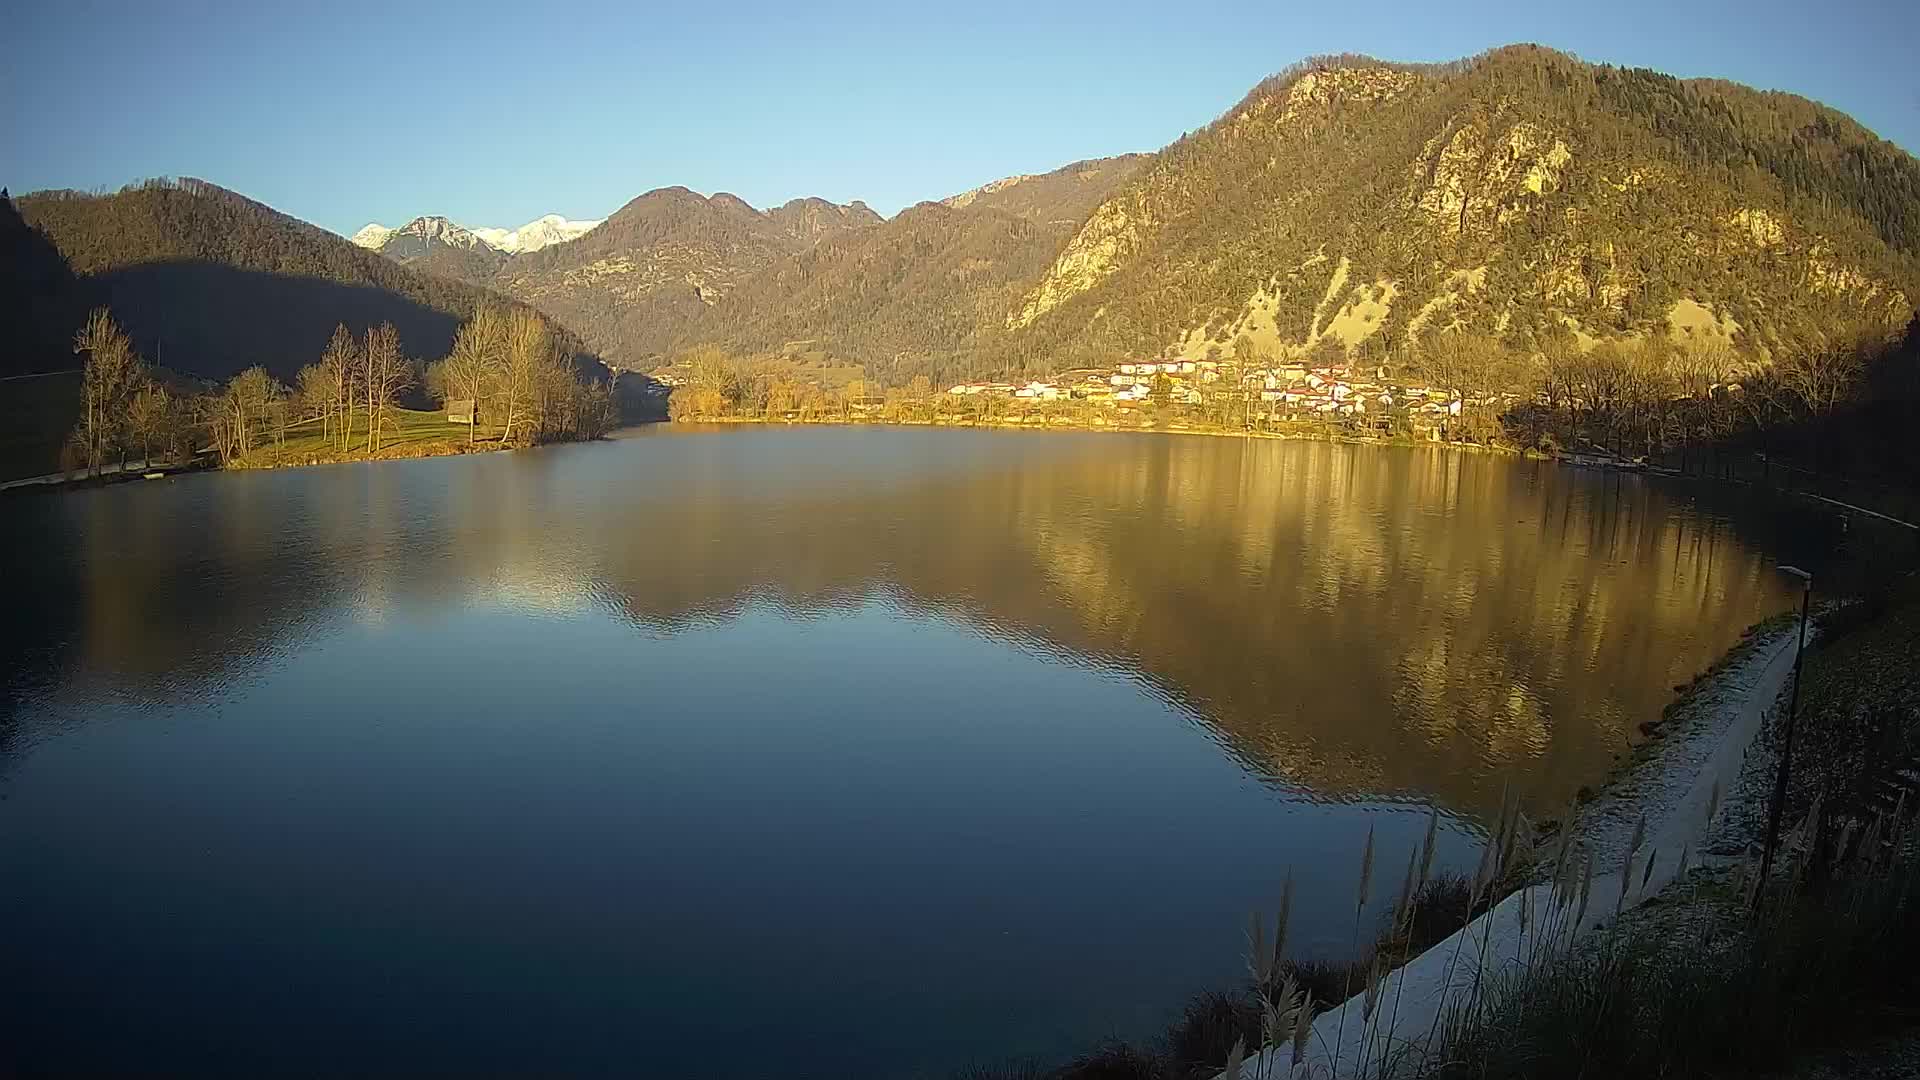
[238,407,507,467]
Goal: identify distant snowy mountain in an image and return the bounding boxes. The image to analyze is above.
[345,215,510,281]
[350,223,395,249]
[380,216,492,258]
[349,213,601,256]
[472,214,603,254]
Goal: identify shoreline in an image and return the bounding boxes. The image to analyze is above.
[671,413,1554,460]
[1,434,571,496]
[1563,614,1801,874]
[8,415,1663,494]
[220,437,519,471]
[1228,619,1808,1079]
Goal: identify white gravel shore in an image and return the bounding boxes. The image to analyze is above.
[1223,620,1808,1080]
[1573,623,1805,877]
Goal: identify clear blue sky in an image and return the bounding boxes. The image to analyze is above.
[6,0,1916,237]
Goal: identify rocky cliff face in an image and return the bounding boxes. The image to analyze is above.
[1003,49,1917,371]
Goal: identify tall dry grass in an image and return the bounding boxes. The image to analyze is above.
[1427,798,1920,1079]
[957,797,1545,1080]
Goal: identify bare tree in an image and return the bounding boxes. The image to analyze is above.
[294,363,331,443]
[300,324,359,448]
[1775,338,1866,419]
[498,307,550,444]
[71,307,144,477]
[669,345,740,420]
[126,382,173,466]
[214,367,282,464]
[1415,330,1516,441]
[439,305,505,444]
[360,323,411,454]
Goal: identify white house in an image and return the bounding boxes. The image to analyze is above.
[1014,382,1064,400]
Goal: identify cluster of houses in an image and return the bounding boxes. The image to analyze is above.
[947,359,1475,429]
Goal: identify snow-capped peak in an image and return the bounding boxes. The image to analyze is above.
[350,222,395,249]
[395,215,489,250]
[348,212,602,255]
[472,214,603,254]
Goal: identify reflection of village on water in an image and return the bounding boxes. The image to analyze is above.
[12,431,1794,819]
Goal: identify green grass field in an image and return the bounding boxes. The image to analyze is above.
[0,390,513,480]
[240,407,506,467]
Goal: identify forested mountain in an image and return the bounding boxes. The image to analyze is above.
[11,47,1917,396]
[997,47,1920,374]
[0,190,82,377]
[667,156,1149,376]
[15,179,590,382]
[488,188,881,367]
[664,48,1917,384]
[938,155,1150,224]
[685,201,1066,381]
[767,197,884,242]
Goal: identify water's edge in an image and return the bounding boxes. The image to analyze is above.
[1224,625,1804,1080]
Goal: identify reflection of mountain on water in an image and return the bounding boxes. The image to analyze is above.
[2,429,1796,815]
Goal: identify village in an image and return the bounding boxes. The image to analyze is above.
[943,357,1478,436]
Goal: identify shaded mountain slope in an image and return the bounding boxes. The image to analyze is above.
[16,179,592,381]
[0,190,83,377]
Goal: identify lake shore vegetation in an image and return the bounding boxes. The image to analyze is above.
[663,317,1920,521]
[48,305,618,483]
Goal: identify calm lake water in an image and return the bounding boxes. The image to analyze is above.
[1,427,1830,1076]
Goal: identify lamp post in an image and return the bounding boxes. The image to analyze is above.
[1755,564,1813,909]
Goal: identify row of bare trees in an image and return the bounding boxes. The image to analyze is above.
[283,323,412,456]
[424,304,616,446]
[1536,334,1884,461]
[67,308,194,476]
[64,305,621,476]
[1405,327,1891,462]
[667,347,886,423]
[204,323,413,464]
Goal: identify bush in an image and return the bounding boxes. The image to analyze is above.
[1430,834,1920,1078]
[1163,990,1259,1074]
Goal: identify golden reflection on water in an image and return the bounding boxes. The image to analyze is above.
[7,429,1794,817]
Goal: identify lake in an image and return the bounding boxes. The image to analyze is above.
[0,427,1823,1076]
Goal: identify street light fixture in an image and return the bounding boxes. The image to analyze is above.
[1755,564,1813,910]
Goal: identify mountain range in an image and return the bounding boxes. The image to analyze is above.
[347,159,1148,371]
[11,45,1919,396]
[6,180,604,384]
[335,47,1918,383]
[351,213,602,256]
